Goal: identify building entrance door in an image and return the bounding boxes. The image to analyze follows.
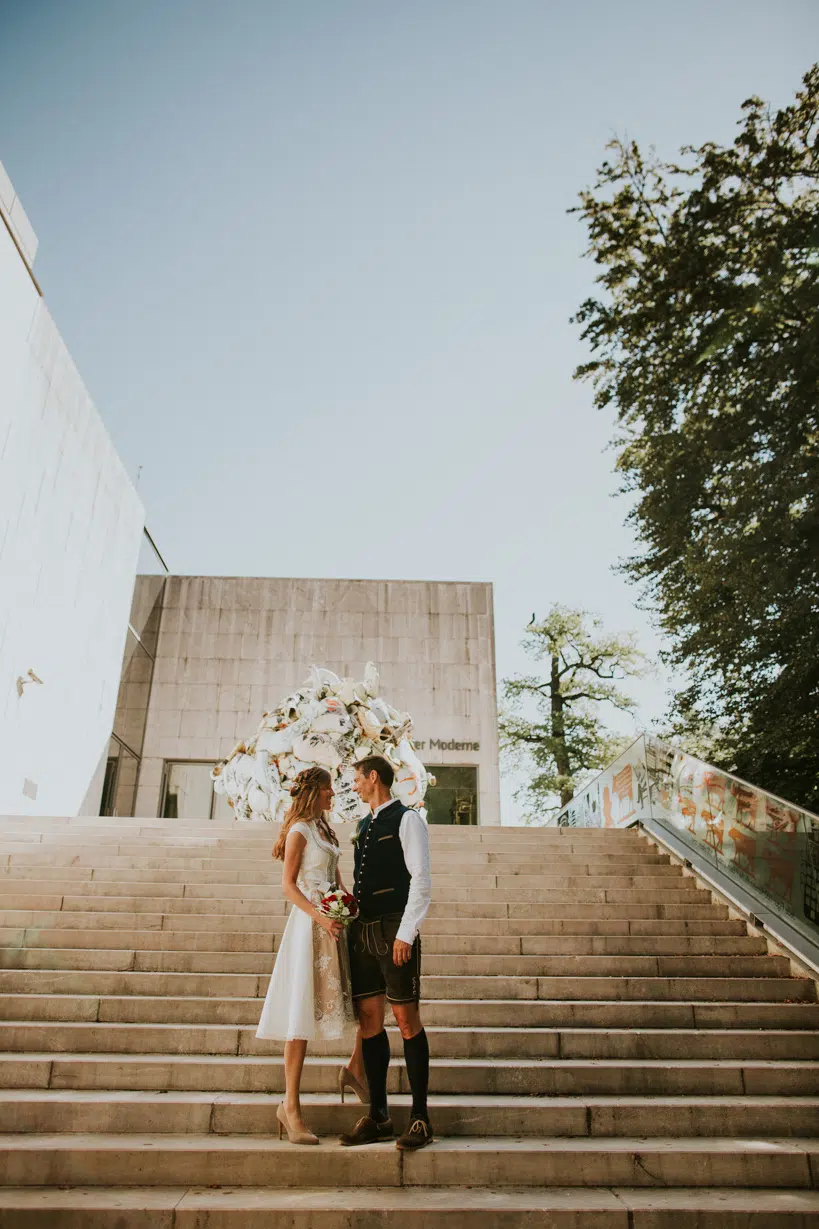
[425,766,479,825]
[161,762,233,820]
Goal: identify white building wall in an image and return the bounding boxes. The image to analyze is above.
[134,576,500,823]
[0,164,145,816]
[0,161,38,272]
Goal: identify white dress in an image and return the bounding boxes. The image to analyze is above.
[256,821,355,1043]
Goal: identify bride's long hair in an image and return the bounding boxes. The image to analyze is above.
[272,766,339,861]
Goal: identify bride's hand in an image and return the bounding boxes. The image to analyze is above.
[316,913,343,941]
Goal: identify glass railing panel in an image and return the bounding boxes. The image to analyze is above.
[555,734,819,948]
[556,736,648,828]
[642,736,819,948]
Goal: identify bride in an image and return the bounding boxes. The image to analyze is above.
[256,766,362,1143]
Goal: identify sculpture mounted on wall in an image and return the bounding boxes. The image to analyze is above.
[212,663,433,824]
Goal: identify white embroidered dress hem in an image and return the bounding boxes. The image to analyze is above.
[256,821,355,1044]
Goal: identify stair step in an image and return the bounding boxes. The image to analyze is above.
[1,870,683,889]
[3,1021,817,1060]
[0,927,764,955]
[3,993,816,1028]
[0,968,813,1001]
[2,1052,816,1096]
[0,909,738,932]
[0,896,734,922]
[3,895,711,920]
[0,1090,817,1138]
[0,882,712,906]
[0,913,751,937]
[1,851,675,871]
[0,1133,817,1188]
[1,1185,819,1229]
[0,824,645,837]
[0,948,789,977]
[0,818,635,837]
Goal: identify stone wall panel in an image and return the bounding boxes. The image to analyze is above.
[136,577,499,822]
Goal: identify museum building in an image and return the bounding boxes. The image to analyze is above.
[0,161,500,826]
[109,570,499,826]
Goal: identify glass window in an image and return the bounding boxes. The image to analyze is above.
[136,528,169,577]
[128,575,165,658]
[162,762,219,819]
[114,745,139,817]
[100,736,139,817]
[101,528,169,820]
[425,766,479,825]
[129,528,168,655]
[112,630,154,758]
[100,737,120,816]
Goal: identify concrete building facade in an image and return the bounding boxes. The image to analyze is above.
[132,575,500,825]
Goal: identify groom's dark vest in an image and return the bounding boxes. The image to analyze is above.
[354,799,413,921]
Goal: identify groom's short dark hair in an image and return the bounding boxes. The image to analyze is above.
[354,755,395,788]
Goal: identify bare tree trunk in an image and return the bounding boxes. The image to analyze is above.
[550,652,573,806]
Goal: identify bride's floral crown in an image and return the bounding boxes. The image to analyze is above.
[289,766,330,798]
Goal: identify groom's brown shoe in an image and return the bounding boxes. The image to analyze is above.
[339,1114,394,1146]
[396,1116,434,1150]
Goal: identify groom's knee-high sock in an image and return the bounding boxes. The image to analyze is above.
[361,1029,390,1122]
[403,1028,430,1121]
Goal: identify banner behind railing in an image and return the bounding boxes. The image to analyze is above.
[556,734,819,946]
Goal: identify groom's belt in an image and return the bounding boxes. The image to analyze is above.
[355,882,411,918]
[356,910,404,926]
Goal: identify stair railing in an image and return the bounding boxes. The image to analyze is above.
[554,734,819,974]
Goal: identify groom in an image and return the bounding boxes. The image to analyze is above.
[340,754,434,1150]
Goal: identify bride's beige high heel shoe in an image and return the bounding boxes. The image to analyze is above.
[337,1065,368,1105]
[277,1103,319,1145]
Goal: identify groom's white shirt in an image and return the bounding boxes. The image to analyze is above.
[371,798,432,946]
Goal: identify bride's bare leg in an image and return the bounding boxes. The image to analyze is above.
[283,1038,308,1124]
[348,1027,365,1085]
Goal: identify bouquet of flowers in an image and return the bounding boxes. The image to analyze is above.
[319,887,359,927]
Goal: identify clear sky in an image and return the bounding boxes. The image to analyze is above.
[1,1,815,818]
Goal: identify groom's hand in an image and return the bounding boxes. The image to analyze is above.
[393,939,412,967]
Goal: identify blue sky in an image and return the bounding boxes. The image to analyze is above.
[1,1,815,816]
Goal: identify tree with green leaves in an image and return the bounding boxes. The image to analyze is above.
[500,606,649,819]
[572,65,819,811]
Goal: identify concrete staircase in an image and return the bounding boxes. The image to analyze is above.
[0,814,817,1227]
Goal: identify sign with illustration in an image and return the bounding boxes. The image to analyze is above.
[557,736,650,830]
[557,734,819,940]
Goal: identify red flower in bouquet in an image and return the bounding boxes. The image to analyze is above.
[319,887,359,926]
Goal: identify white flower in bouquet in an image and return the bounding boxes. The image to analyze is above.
[319,887,359,927]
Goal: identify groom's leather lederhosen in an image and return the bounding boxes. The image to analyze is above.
[349,799,421,1004]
